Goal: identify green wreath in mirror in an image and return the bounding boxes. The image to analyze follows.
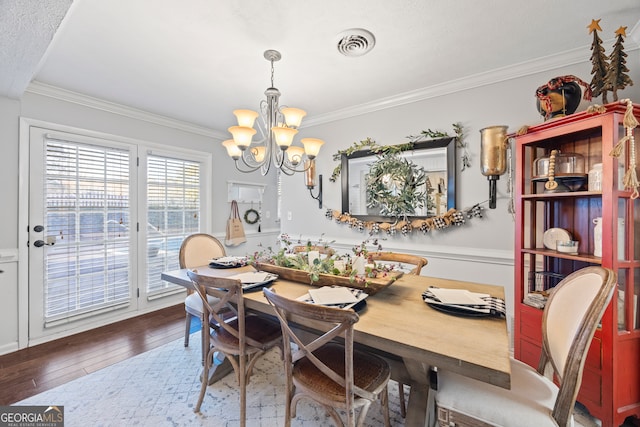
[244,208,260,224]
[366,152,428,217]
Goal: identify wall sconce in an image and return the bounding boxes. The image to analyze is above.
[479,125,509,209]
[305,160,323,209]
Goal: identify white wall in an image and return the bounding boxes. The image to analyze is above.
[280,55,640,333]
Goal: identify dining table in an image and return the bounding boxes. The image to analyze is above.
[161,264,511,427]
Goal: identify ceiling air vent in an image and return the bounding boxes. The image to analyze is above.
[336,28,375,57]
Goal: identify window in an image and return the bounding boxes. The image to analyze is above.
[146,155,202,296]
[44,137,132,321]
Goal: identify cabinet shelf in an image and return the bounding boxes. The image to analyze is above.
[520,247,603,264]
[520,190,601,200]
[513,102,640,427]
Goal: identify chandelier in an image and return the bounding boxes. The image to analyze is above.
[221,49,325,176]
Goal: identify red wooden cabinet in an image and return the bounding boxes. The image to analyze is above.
[513,103,640,427]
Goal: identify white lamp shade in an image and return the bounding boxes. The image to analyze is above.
[228,126,257,149]
[281,107,307,128]
[233,109,259,128]
[222,140,242,159]
[301,138,325,159]
[271,126,298,149]
[286,146,305,165]
[251,146,266,163]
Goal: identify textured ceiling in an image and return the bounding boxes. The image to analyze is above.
[3,0,640,134]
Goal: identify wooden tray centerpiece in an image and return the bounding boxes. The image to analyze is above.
[254,262,403,295]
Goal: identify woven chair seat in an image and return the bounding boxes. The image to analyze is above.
[211,315,282,350]
[293,343,390,402]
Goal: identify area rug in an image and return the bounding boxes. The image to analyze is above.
[16,333,602,427]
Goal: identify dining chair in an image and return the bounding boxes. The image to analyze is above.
[179,233,226,361]
[367,251,427,275]
[263,286,391,427]
[434,266,616,427]
[187,270,282,425]
[367,251,427,417]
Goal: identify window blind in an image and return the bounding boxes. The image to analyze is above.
[44,137,131,322]
[146,155,201,295]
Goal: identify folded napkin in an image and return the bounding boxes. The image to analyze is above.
[210,256,246,265]
[422,286,506,318]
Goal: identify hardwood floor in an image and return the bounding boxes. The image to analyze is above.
[0,304,185,405]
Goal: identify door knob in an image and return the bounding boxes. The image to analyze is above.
[33,225,45,232]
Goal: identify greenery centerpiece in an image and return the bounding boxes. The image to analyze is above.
[248,235,403,294]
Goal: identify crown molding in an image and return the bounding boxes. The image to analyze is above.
[304,39,639,127]
[25,81,228,139]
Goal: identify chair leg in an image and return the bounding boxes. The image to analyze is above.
[398,382,407,418]
[184,312,192,347]
[381,386,391,427]
[200,315,207,366]
[194,347,212,413]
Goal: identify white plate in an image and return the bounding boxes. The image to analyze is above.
[543,228,572,250]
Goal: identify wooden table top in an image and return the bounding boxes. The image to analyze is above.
[162,265,511,390]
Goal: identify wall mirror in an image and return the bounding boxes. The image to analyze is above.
[341,137,456,222]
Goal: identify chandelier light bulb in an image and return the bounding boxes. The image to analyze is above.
[228,126,257,150]
[233,109,259,128]
[251,146,266,163]
[286,146,305,165]
[272,126,298,149]
[301,138,325,159]
[222,140,242,160]
[281,107,307,128]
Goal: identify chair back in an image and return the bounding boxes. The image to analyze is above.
[540,266,616,425]
[367,252,427,275]
[179,233,225,269]
[186,270,259,351]
[263,287,381,405]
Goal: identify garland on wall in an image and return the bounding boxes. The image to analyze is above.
[324,204,485,236]
[329,122,469,183]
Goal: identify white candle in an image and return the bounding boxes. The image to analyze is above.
[308,250,320,268]
[352,256,365,275]
[333,259,346,272]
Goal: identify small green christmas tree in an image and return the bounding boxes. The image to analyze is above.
[587,19,609,103]
[604,26,634,101]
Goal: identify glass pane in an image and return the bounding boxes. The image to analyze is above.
[618,269,627,332]
[44,139,131,321]
[146,155,201,295]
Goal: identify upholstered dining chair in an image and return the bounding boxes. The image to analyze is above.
[263,286,391,427]
[434,266,616,427]
[367,251,427,417]
[178,234,226,361]
[187,270,282,426]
